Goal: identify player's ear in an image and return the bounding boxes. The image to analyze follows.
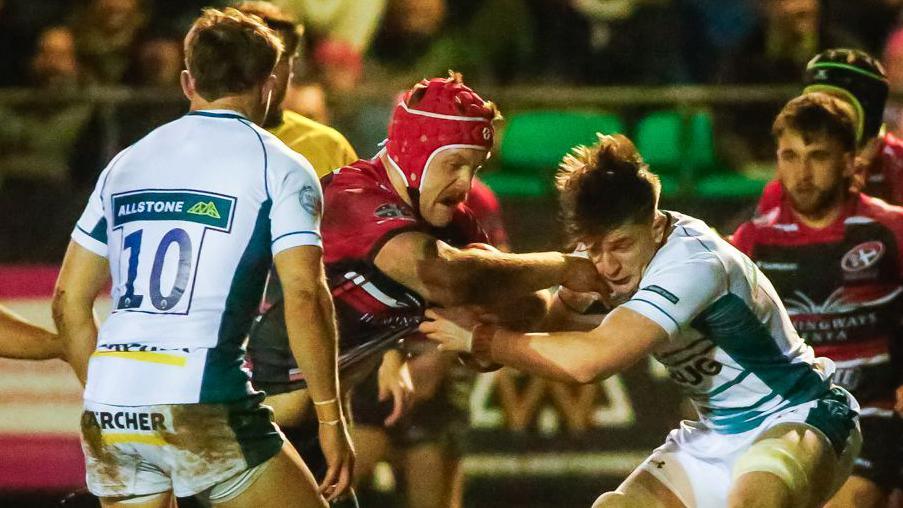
[261,74,277,106]
[652,213,667,243]
[180,70,195,101]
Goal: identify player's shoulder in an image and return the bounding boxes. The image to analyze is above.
[280,110,352,148]
[322,158,417,222]
[882,131,903,154]
[652,213,726,273]
[852,192,903,231]
[325,158,389,194]
[251,122,318,179]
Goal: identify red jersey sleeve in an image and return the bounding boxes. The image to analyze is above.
[729,221,757,256]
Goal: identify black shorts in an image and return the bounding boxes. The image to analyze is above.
[852,411,903,490]
[350,361,471,454]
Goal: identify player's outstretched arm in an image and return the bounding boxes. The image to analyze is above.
[420,306,667,384]
[274,245,354,501]
[0,305,62,360]
[374,231,606,308]
[52,241,109,385]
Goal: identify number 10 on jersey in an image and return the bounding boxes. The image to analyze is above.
[118,228,193,311]
[111,189,236,314]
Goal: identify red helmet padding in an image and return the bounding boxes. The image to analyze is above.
[386,76,495,189]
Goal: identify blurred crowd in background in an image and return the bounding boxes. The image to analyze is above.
[5,0,903,258]
[4,0,903,90]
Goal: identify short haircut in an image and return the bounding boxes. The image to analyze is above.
[556,134,661,243]
[233,1,303,57]
[183,7,283,101]
[772,92,858,153]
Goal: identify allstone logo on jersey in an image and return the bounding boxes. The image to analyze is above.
[841,241,885,272]
[112,190,236,231]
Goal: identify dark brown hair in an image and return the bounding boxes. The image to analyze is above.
[772,92,858,153]
[233,1,303,57]
[556,134,661,243]
[183,7,283,101]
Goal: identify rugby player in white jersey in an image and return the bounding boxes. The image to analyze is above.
[52,8,352,508]
[421,134,863,508]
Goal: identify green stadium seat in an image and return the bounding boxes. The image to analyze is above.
[486,110,624,197]
[479,171,549,198]
[686,111,717,170]
[694,173,769,199]
[499,110,624,172]
[684,111,771,199]
[635,110,683,172]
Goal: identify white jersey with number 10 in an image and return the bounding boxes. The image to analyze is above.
[71,109,322,406]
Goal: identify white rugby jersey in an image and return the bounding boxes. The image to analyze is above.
[620,212,836,434]
[72,110,323,406]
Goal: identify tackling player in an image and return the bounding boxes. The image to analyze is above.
[247,72,604,489]
[0,304,61,360]
[758,48,903,211]
[53,9,352,507]
[733,92,903,508]
[422,133,862,508]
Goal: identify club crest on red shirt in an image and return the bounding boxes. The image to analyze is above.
[841,241,885,272]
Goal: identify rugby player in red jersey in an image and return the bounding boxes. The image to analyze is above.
[348,177,511,508]
[757,49,903,213]
[734,92,903,508]
[247,72,603,492]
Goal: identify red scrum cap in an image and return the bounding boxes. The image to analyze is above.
[385,73,497,195]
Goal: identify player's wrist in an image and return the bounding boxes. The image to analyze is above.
[313,397,343,422]
[454,323,503,372]
[472,323,498,362]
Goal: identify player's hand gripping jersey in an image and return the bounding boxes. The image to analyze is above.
[249,156,488,394]
[620,213,844,436]
[733,193,903,411]
[72,110,323,406]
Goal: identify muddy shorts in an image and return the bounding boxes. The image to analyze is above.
[80,393,283,498]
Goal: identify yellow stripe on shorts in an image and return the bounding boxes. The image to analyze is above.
[92,351,187,366]
[101,433,166,446]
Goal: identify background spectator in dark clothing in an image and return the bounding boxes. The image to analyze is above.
[369,0,533,86]
[72,0,148,85]
[884,27,903,137]
[0,26,94,262]
[823,0,902,56]
[713,0,863,171]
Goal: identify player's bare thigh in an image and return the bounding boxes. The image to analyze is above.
[265,389,312,428]
[215,441,326,508]
[729,422,843,508]
[825,475,888,508]
[350,424,390,480]
[403,442,460,508]
[593,468,686,508]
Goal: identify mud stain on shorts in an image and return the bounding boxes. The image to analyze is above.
[164,404,247,488]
